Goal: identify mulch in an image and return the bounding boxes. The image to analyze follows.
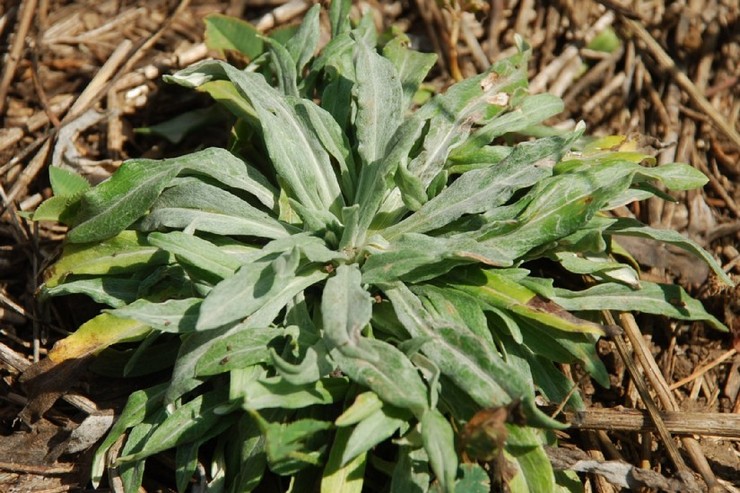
[0,0,738,491]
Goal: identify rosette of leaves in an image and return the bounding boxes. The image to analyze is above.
[32,3,731,492]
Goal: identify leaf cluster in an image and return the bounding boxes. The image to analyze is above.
[34,3,730,492]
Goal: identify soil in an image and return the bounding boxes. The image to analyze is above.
[0,0,738,491]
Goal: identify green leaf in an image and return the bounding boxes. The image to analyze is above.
[44,277,140,308]
[195,326,277,376]
[421,409,457,493]
[321,264,373,352]
[391,446,430,493]
[169,267,326,401]
[267,36,299,97]
[196,249,299,331]
[635,162,709,191]
[135,106,226,145]
[49,165,90,196]
[330,338,430,416]
[608,217,733,286]
[449,93,564,162]
[117,387,235,463]
[204,13,263,59]
[362,233,512,284]
[383,36,437,108]
[228,414,267,493]
[386,132,579,238]
[148,231,241,281]
[549,281,728,331]
[455,463,491,493]
[447,269,609,335]
[178,147,278,211]
[285,3,320,75]
[340,404,408,466]
[68,159,181,243]
[168,61,344,216]
[91,383,168,487]
[253,413,332,476]
[45,231,170,288]
[139,178,293,240]
[238,376,349,410]
[505,426,555,493]
[383,282,529,408]
[321,425,367,493]
[335,391,383,427]
[107,298,202,333]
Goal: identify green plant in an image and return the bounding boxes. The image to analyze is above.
[33,3,730,492]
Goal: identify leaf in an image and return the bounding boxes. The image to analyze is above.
[382,36,437,108]
[135,106,226,145]
[321,426,367,493]
[228,414,267,493]
[635,162,709,191]
[46,312,150,363]
[204,13,263,59]
[505,426,555,493]
[44,231,170,288]
[195,326,277,376]
[49,166,90,196]
[446,269,609,335]
[449,93,564,162]
[486,161,638,258]
[138,179,293,240]
[68,158,181,243]
[362,233,512,284]
[147,231,242,281]
[253,414,332,476]
[168,61,344,216]
[421,409,457,493]
[455,463,491,493]
[407,54,532,191]
[321,264,373,352]
[196,249,299,331]
[354,38,404,167]
[386,132,578,238]
[340,404,408,466]
[107,298,202,333]
[335,391,383,427]
[549,281,727,331]
[391,446,430,493]
[44,277,140,308]
[607,217,733,286]
[168,267,327,402]
[330,338,430,416]
[91,383,168,486]
[284,3,320,74]
[383,282,529,408]
[267,37,299,97]
[117,387,235,463]
[178,147,278,211]
[238,376,349,410]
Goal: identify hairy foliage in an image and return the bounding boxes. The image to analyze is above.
[34,3,729,492]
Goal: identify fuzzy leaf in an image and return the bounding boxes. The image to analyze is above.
[204,13,263,59]
[117,387,234,463]
[421,409,458,493]
[321,263,373,351]
[68,159,181,243]
[321,425,367,493]
[386,132,579,238]
[49,166,90,196]
[549,281,727,331]
[608,217,733,286]
[107,298,202,333]
[45,231,169,289]
[168,61,344,215]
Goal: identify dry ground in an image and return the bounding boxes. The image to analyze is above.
[0,0,738,491]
